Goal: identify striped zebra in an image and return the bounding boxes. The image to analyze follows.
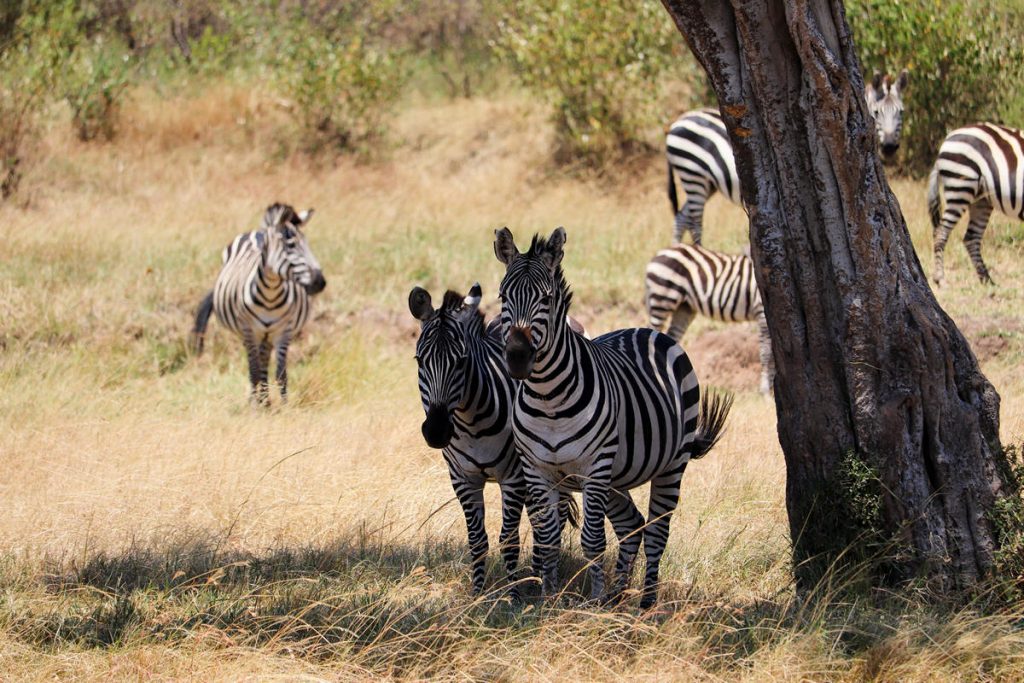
[645,243,774,395]
[409,283,578,600]
[927,122,1024,286]
[667,70,909,243]
[192,203,326,406]
[494,227,732,607]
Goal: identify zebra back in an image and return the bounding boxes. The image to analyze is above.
[645,243,761,328]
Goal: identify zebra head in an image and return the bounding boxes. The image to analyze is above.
[261,203,327,294]
[409,285,482,449]
[865,69,909,162]
[494,227,568,381]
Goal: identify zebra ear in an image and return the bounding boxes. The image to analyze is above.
[298,208,314,225]
[542,227,566,272]
[895,68,909,94]
[408,287,435,321]
[871,70,883,92]
[494,227,519,266]
[463,282,482,311]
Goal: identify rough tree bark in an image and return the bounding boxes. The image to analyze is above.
[660,0,1018,590]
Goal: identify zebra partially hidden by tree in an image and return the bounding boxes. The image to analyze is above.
[494,227,732,608]
[928,122,1024,286]
[192,203,326,406]
[645,243,774,395]
[409,283,578,600]
[667,70,909,243]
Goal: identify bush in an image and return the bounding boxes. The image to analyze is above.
[62,35,134,141]
[847,0,1024,176]
[276,19,406,154]
[495,0,697,168]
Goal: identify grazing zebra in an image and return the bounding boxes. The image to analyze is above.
[494,227,732,608]
[192,203,326,406]
[409,283,578,600]
[927,122,1024,286]
[667,70,909,243]
[645,243,774,395]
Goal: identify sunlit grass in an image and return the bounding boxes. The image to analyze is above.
[0,84,1021,680]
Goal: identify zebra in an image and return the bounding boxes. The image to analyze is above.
[667,69,909,243]
[645,243,774,395]
[191,203,326,406]
[493,227,732,608]
[409,283,578,600]
[927,122,1024,286]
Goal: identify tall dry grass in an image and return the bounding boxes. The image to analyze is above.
[0,84,1022,680]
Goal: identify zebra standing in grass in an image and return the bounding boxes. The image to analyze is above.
[645,243,774,395]
[409,283,578,600]
[192,203,326,406]
[928,122,1024,286]
[494,227,732,608]
[667,70,909,243]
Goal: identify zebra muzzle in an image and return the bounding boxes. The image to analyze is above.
[505,326,535,380]
[306,270,327,294]
[421,404,454,449]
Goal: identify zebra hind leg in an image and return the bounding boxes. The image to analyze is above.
[666,304,695,343]
[964,197,994,285]
[756,310,775,395]
[604,489,645,604]
[932,199,968,286]
[640,466,685,609]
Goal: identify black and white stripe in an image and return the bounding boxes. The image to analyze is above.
[645,243,774,395]
[666,70,908,243]
[409,284,577,600]
[927,122,1024,286]
[494,227,732,608]
[191,203,326,405]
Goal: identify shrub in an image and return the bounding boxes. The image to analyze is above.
[276,19,406,154]
[495,0,697,168]
[62,35,134,141]
[847,0,1024,176]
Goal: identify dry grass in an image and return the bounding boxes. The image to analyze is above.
[0,84,1022,681]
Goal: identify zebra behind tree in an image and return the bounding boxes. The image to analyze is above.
[192,203,326,406]
[494,227,732,608]
[666,69,909,244]
[409,283,578,601]
[927,122,1024,286]
[645,243,774,395]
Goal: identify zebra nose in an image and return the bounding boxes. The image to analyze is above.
[505,327,535,380]
[307,271,327,294]
[880,142,899,158]
[421,404,454,449]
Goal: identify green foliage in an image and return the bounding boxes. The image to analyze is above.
[62,35,134,141]
[275,18,406,154]
[847,0,1024,176]
[496,0,695,168]
[0,0,82,199]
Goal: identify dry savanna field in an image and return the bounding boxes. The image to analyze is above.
[1,84,1024,680]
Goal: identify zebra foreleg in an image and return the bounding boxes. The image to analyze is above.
[580,475,612,602]
[605,489,645,603]
[451,473,489,596]
[640,466,685,609]
[756,310,775,395]
[274,333,292,402]
[932,200,968,286]
[964,197,994,285]
[245,336,271,407]
[525,481,562,598]
[497,478,526,601]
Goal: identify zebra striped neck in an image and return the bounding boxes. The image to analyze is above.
[524,289,579,399]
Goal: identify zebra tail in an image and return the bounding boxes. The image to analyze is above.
[190,290,215,356]
[559,492,580,530]
[667,158,679,216]
[927,166,941,229]
[687,390,734,460]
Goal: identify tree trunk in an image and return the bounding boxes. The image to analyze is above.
[660,0,1017,591]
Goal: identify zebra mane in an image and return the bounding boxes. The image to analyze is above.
[524,233,573,311]
[440,290,486,337]
[261,203,299,229]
